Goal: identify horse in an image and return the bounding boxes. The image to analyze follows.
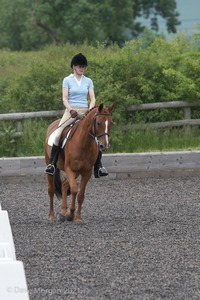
[45,103,114,223]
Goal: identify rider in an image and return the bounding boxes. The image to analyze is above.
[45,53,108,178]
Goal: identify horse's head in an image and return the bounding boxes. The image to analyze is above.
[92,103,115,151]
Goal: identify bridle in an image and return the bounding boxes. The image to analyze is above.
[90,112,111,140]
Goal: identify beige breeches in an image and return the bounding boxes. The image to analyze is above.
[53,107,88,145]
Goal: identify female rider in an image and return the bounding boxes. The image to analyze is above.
[45,53,108,178]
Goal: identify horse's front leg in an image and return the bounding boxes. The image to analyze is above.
[59,179,69,222]
[75,172,92,223]
[66,192,77,221]
[66,171,78,221]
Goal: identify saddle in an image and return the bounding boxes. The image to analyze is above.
[60,120,80,148]
[47,120,80,147]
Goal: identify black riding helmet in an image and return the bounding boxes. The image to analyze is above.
[70,53,88,68]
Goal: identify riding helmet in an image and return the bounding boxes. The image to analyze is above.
[71,53,88,68]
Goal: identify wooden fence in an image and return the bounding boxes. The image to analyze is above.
[1,152,200,181]
[0,101,200,136]
[126,100,200,129]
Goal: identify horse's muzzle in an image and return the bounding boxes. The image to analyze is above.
[99,142,109,151]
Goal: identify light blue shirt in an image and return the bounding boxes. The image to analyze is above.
[62,74,94,108]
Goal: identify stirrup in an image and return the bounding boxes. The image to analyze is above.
[99,167,108,177]
[94,166,108,178]
[45,164,55,176]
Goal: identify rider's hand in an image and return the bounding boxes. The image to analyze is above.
[70,109,78,118]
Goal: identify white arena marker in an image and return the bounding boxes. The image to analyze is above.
[0,210,16,260]
[0,243,14,261]
[0,261,29,300]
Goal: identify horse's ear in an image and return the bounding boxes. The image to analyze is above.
[98,103,104,112]
[108,102,115,113]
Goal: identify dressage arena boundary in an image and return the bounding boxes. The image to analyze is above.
[0,208,29,299]
[1,152,200,299]
[1,151,200,182]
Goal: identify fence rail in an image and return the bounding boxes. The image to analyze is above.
[1,101,200,136]
[124,100,200,130]
[128,100,200,111]
[0,110,64,137]
[0,110,64,121]
[1,152,200,181]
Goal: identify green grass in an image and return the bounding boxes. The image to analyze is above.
[0,119,52,157]
[1,121,200,157]
[108,127,200,153]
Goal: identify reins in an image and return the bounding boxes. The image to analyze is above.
[49,107,111,143]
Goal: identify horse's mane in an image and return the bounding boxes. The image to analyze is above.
[81,105,99,121]
[86,105,99,115]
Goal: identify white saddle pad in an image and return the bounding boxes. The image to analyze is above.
[48,130,58,146]
[48,128,72,148]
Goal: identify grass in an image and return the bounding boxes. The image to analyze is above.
[108,126,200,153]
[1,121,200,157]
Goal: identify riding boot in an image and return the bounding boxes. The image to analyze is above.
[94,150,108,178]
[45,144,60,176]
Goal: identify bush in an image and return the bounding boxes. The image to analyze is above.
[1,32,200,156]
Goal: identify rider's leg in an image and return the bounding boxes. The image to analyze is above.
[45,110,73,176]
[45,107,88,176]
[45,143,60,175]
[94,150,108,178]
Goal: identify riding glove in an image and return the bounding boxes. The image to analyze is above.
[70,109,78,118]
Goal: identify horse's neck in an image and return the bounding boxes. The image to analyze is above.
[77,111,96,145]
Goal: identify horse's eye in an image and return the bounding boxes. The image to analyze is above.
[97,121,101,127]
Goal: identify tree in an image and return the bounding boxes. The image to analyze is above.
[0,0,180,50]
[133,0,180,33]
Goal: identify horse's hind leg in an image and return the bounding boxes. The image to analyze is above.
[48,176,55,221]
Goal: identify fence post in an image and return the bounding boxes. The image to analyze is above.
[184,107,191,134]
[16,120,23,135]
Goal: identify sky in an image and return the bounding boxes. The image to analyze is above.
[140,0,200,36]
[170,0,200,34]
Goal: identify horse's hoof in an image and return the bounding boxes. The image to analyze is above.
[75,218,83,224]
[66,214,74,221]
[49,215,54,221]
[59,214,66,222]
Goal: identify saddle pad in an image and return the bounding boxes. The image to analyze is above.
[48,129,58,146]
[48,128,72,148]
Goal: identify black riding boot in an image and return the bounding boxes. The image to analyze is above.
[94,150,108,178]
[45,144,60,176]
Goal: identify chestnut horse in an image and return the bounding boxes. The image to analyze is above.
[45,103,114,222]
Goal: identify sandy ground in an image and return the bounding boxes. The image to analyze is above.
[1,176,200,300]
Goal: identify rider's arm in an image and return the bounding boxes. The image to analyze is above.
[62,87,73,112]
[88,88,96,109]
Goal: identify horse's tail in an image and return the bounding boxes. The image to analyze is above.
[54,168,62,198]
